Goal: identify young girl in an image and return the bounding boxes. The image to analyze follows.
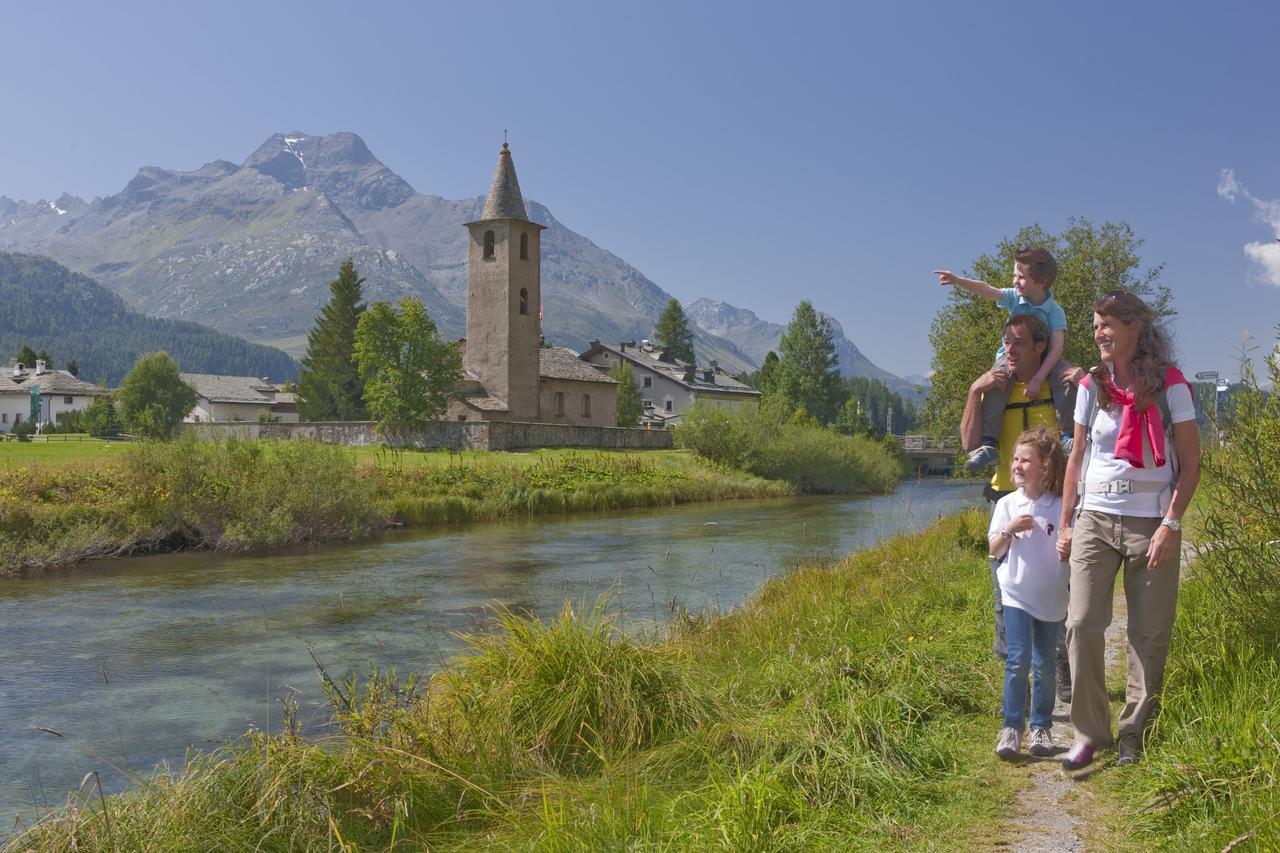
[987,427,1069,759]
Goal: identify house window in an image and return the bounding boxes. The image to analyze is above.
[1,413,6,423]
[664,396,674,413]
[519,287,529,315]
[483,230,495,259]
[642,399,652,409]
[641,376,652,388]
[581,394,591,417]
[64,396,74,405]
[554,392,565,417]
[520,232,529,260]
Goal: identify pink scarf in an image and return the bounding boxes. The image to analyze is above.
[1089,366,1191,468]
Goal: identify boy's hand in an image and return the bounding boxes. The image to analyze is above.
[1025,378,1042,398]
[933,269,962,286]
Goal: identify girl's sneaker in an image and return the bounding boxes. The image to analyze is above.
[1028,728,1054,756]
[1061,742,1096,770]
[995,727,1022,760]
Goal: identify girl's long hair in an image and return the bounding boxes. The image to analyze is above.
[1014,427,1067,497]
[1088,290,1175,411]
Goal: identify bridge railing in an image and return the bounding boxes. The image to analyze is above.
[894,434,958,452]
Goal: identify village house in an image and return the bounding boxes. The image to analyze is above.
[181,373,299,423]
[447,142,617,426]
[580,340,761,427]
[0,360,110,433]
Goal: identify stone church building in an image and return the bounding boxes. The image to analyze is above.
[447,143,617,426]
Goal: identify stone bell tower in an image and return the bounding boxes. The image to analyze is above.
[464,142,545,420]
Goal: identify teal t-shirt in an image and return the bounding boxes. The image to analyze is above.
[994,288,1067,358]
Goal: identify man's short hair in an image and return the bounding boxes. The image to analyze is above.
[1014,246,1058,287]
[1004,313,1049,349]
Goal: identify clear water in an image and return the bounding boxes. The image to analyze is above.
[0,479,982,829]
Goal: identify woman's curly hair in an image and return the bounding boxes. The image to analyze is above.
[1089,290,1175,411]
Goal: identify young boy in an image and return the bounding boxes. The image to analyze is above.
[935,247,1076,470]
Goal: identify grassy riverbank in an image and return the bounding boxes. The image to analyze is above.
[8,510,1014,850]
[0,439,801,575]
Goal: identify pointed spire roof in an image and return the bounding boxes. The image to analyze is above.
[480,142,529,220]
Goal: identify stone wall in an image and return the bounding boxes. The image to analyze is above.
[181,419,672,451]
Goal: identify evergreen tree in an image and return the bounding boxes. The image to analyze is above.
[116,352,198,439]
[354,297,461,435]
[14,344,38,366]
[298,258,367,421]
[759,351,780,393]
[770,301,845,425]
[66,359,78,377]
[653,298,695,364]
[82,395,121,436]
[609,361,644,427]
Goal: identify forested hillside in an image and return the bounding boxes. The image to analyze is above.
[0,253,297,384]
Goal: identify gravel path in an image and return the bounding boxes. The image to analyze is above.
[994,591,1129,852]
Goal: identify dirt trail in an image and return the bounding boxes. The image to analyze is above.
[993,592,1129,853]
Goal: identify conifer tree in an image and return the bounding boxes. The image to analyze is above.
[770,300,845,425]
[609,361,644,427]
[298,258,367,421]
[653,298,695,364]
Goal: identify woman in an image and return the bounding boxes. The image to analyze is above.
[1055,291,1200,770]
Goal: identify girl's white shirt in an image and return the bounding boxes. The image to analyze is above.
[989,489,1068,622]
[1074,368,1195,518]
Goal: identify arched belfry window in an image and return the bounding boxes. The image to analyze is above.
[519,287,529,315]
[520,232,529,260]
[483,230,495,259]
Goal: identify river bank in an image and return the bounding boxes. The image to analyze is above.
[3,438,867,575]
[8,507,1012,849]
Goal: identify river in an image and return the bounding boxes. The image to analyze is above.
[0,479,983,829]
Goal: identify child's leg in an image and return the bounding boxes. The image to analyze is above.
[1029,618,1063,731]
[1048,358,1075,436]
[1001,606,1033,730]
[979,353,1012,446]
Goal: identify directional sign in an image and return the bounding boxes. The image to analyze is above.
[1195,370,1219,382]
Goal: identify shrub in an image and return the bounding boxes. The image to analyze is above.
[676,402,903,493]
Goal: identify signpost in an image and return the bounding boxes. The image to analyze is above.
[29,386,40,425]
[1195,370,1219,382]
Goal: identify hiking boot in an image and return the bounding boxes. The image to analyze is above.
[1061,742,1096,771]
[1117,734,1142,766]
[1056,656,1072,704]
[1028,728,1055,757]
[995,726,1022,760]
[1061,435,1074,455]
[964,445,999,472]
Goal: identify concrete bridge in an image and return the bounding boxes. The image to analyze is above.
[896,435,958,475]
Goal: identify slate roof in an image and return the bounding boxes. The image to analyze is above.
[180,373,277,404]
[0,367,110,396]
[480,143,530,221]
[581,343,760,396]
[539,347,617,384]
[461,394,509,412]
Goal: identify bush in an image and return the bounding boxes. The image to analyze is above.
[12,419,36,438]
[675,401,903,493]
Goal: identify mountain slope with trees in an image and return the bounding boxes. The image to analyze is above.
[0,253,297,384]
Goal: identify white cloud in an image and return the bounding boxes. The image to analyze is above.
[1219,168,1280,287]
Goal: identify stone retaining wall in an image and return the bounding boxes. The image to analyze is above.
[182,420,673,451]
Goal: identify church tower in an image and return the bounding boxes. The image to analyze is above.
[464,142,545,420]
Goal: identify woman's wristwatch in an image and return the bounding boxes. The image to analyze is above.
[1160,518,1182,531]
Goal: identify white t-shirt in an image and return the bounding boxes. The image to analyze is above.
[1074,374,1195,517]
[989,489,1068,622]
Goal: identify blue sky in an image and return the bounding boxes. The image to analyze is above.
[3,0,1277,378]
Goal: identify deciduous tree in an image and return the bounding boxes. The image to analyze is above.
[654,298,695,364]
[354,297,461,436]
[115,352,198,439]
[926,218,1170,434]
[298,258,367,421]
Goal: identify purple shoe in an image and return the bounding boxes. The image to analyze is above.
[1061,742,1096,770]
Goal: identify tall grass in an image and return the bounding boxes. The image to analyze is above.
[0,444,790,574]
[1108,340,1280,849]
[9,511,1014,850]
[675,401,904,494]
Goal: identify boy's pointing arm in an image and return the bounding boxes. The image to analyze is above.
[933,270,1003,301]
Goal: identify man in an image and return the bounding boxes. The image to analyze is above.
[962,313,1080,701]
